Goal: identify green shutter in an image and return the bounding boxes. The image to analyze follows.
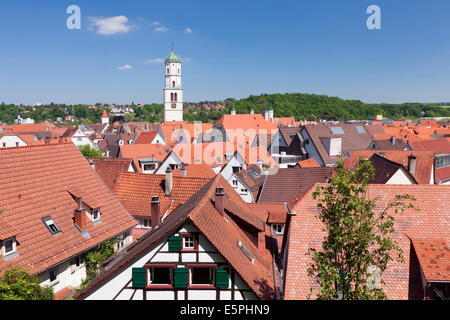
[215,267,229,289]
[132,267,146,288]
[168,235,182,251]
[173,267,188,288]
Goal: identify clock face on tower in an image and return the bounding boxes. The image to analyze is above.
[171,103,176,109]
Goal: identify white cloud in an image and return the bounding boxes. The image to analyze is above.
[154,26,169,33]
[117,64,133,70]
[89,16,133,35]
[184,27,193,34]
[145,58,164,64]
[182,58,191,63]
[152,21,161,25]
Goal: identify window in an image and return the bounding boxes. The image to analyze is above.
[330,127,345,135]
[355,126,366,134]
[49,268,58,283]
[148,267,172,285]
[191,267,213,285]
[143,163,156,171]
[15,142,19,147]
[232,180,238,187]
[4,238,15,255]
[272,224,285,235]
[170,93,174,101]
[436,155,450,168]
[70,255,83,273]
[232,166,242,174]
[183,236,195,250]
[43,217,61,235]
[2,143,5,147]
[142,218,150,228]
[169,164,179,170]
[174,93,178,102]
[167,68,169,74]
[240,188,247,193]
[92,208,100,222]
[172,81,175,87]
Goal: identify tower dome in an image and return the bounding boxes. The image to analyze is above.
[165,50,181,63]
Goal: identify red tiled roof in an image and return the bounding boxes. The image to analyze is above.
[172,163,216,178]
[297,158,321,168]
[410,139,450,155]
[284,184,450,300]
[258,167,334,204]
[113,172,210,217]
[76,175,279,300]
[346,150,435,184]
[0,217,19,240]
[409,238,450,281]
[87,158,133,190]
[134,131,159,144]
[119,144,171,173]
[0,142,136,275]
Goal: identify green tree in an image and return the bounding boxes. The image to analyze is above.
[79,145,105,158]
[307,161,417,300]
[0,266,54,300]
[78,239,117,290]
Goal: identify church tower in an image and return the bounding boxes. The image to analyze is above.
[163,48,183,122]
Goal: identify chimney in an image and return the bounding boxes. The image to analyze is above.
[74,198,88,230]
[180,167,187,177]
[215,186,225,216]
[408,154,417,177]
[390,136,396,145]
[151,196,161,229]
[165,166,173,195]
[258,231,265,252]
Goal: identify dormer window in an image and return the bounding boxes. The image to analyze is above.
[2,237,16,257]
[43,217,61,235]
[92,208,101,222]
[272,224,285,235]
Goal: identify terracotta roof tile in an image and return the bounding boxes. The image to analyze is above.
[284,184,450,300]
[0,142,136,275]
[113,172,210,217]
[409,238,450,281]
[87,158,133,190]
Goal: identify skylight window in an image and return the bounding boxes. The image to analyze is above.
[237,241,254,262]
[355,126,366,134]
[330,127,345,135]
[42,217,61,235]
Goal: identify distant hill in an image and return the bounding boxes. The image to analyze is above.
[2,93,450,124]
[222,93,450,121]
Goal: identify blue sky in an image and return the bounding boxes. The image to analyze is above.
[1,0,450,105]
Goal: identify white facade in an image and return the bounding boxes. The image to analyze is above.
[82,223,258,300]
[72,128,96,149]
[164,52,184,122]
[38,230,133,296]
[385,169,416,184]
[0,135,29,148]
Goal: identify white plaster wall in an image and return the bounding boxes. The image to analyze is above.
[84,241,164,300]
[386,169,415,184]
[188,290,216,300]
[0,135,27,148]
[300,128,324,166]
[39,259,87,293]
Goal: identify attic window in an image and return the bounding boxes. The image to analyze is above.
[237,241,254,262]
[92,208,101,222]
[2,237,16,257]
[330,127,345,135]
[43,217,61,235]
